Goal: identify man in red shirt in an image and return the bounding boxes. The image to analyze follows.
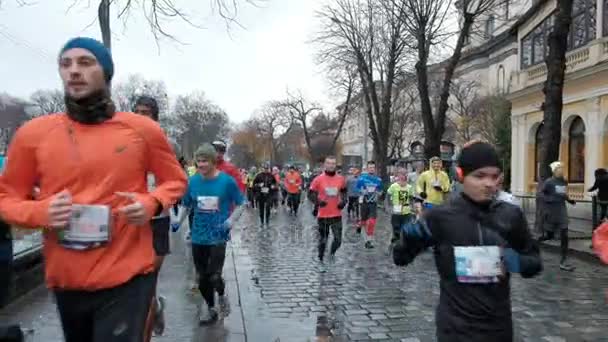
[212,141,246,193]
[310,156,346,271]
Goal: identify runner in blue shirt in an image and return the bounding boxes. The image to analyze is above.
[356,161,383,249]
[173,144,245,324]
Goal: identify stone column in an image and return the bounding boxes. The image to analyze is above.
[585,97,602,197]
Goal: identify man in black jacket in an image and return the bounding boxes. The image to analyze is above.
[253,163,277,227]
[393,142,542,342]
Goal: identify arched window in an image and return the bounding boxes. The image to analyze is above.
[568,117,585,182]
[497,65,506,93]
[534,123,543,181]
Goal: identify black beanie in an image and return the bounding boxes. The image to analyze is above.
[458,142,501,176]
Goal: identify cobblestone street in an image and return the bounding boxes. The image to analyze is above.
[2,202,608,341]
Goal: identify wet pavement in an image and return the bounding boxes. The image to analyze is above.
[2,201,608,341]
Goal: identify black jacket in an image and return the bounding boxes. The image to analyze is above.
[589,172,608,202]
[252,172,277,197]
[394,194,542,342]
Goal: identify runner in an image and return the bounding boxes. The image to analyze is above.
[538,161,576,272]
[172,144,245,324]
[133,95,171,339]
[284,165,303,215]
[253,164,277,226]
[0,37,187,342]
[310,156,346,270]
[386,168,414,247]
[356,161,383,249]
[246,166,258,208]
[393,141,542,342]
[212,140,246,193]
[346,168,360,219]
[271,166,281,213]
[416,157,451,207]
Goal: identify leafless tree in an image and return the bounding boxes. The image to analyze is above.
[254,101,291,164]
[446,78,481,144]
[388,85,420,159]
[65,0,262,50]
[29,89,65,117]
[396,0,504,158]
[314,0,411,182]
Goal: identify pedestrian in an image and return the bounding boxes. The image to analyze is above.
[271,166,281,212]
[253,164,277,227]
[0,37,187,342]
[386,168,414,247]
[133,95,172,339]
[310,156,346,270]
[356,161,383,249]
[416,157,451,207]
[538,161,576,271]
[284,165,303,215]
[172,144,245,324]
[588,168,608,224]
[393,141,542,342]
[246,166,258,209]
[346,168,360,220]
[211,140,246,194]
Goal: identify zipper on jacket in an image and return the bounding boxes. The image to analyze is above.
[477,222,484,245]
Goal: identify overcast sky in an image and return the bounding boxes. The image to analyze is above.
[0,0,333,123]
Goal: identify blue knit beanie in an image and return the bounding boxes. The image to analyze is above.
[59,37,114,83]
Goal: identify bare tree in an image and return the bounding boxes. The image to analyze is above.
[66,0,261,49]
[29,89,65,117]
[314,0,410,182]
[388,85,420,159]
[172,91,230,158]
[397,0,503,158]
[254,101,291,164]
[447,79,481,144]
[112,74,169,113]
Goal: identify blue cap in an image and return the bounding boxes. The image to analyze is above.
[60,37,114,83]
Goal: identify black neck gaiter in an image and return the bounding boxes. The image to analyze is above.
[325,170,336,176]
[65,89,115,125]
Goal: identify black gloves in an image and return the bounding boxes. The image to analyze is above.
[568,199,576,205]
[420,192,427,199]
[338,201,346,210]
[312,207,318,217]
[433,185,442,191]
[319,200,328,208]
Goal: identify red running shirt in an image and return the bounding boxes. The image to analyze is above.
[310,173,346,218]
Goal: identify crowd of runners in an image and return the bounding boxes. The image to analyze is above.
[0,36,589,342]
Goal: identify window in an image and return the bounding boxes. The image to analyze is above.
[497,65,506,93]
[521,14,554,68]
[604,0,608,36]
[534,123,544,181]
[568,117,585,183]
[569,0,596,49]
[485,16,495,38]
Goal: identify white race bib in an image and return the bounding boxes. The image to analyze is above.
[289,179,296,184]
[197,196,219,211]
[59,205,111,249]
[325,187,339,197]
[261,187,270,194]
[555,185,567,194]
[454,246,503,284]
[358,197,364,204]
[366,185,376,193]
[432,180,441,187]
[392,204,402,213]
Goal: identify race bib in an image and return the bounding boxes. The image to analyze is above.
[392,204,402,213]
[261,187,270,194]
[325,187,339,197]
[59,205,111,250]
[432,180,441,187]
[366,185,376,193]
[454,246,503,284]
[555,185,567,194]
[289,179,296,184]
[197,196,219,211]
[358,197,363,204]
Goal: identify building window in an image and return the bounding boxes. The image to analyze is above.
[497,65,506,93]
[535,123,544,181]
[485,16,495,38]
[569,0,596,49]
[604,0,608,36]
[568,116,585,183]
[521,14,554,68]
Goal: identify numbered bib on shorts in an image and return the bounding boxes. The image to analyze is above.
[454,246,503,284]
[392,204,403,213]
[325,187,339,197]
[59,204,111,250]
[197,196,219,211]
[261,187,270,194]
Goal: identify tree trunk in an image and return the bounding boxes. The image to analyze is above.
[98,0,111,50]
[539,0,573,181]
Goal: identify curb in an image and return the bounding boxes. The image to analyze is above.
[539,241,603,265]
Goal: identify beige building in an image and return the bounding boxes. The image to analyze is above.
[509,0,604,199]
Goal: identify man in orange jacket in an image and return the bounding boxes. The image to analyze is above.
[284,165,303,215]
[0,37,187,342]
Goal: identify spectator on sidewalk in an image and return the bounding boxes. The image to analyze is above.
[589,168,608,225]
